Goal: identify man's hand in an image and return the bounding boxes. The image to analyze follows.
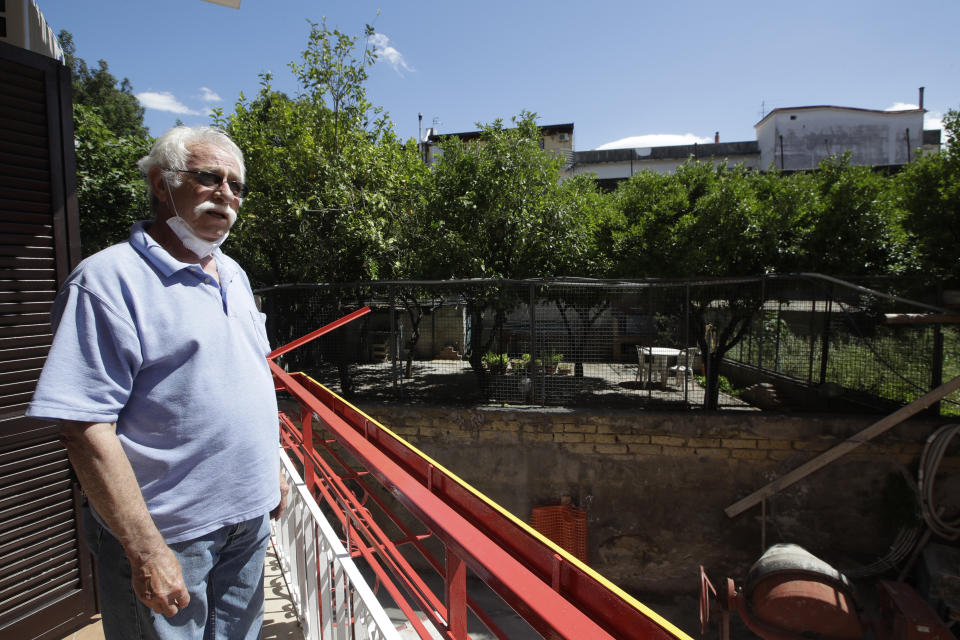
[270,475,289,520]
[130,543,190,617]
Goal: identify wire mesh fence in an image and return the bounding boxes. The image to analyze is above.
[257,275,958,414]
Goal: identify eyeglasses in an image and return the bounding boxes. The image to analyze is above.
[166,169,249,198]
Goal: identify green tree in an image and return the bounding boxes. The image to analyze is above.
[72,104,151,255]
[419,113,569,279]
[603,169,688,277]
[799,155,905,277]
[60,30,148,139]
[214,21,425,395]
[59,30,152,255]
[606,162,785,407]
[214,20,422,287]
[418,112,606,377]
[896,108,960,285]
[604,156,915,407]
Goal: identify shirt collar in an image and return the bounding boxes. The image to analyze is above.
[129,221,231,280]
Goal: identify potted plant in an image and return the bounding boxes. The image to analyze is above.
[545,352,563,375]
[511,353,531,375]
[482,352,509,375]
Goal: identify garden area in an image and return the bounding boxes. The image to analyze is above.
[260,274,959,415]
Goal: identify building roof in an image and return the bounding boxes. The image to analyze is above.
[574,140,759,165]
[427,122,574,143]
[754,105,925,128]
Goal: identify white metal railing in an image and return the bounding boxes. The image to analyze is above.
[271,448,402,640]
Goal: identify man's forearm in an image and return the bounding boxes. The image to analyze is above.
[61,421,165,555]
[61,420,189,616]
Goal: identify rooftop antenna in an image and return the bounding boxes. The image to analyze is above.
[432,117,441,134]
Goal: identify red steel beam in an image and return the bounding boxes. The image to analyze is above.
[272,362,620,640]
[281,405,512,640]
[273,364,690,640]
[288,372,690,640]
[277,413,446,639]
[267,306,371,360]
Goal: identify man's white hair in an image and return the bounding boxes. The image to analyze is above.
[139,125,245,185]
[138,126,245,212]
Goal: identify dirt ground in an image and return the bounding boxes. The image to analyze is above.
[299,358,753,411]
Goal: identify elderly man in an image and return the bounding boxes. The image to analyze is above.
[27,126,285,640]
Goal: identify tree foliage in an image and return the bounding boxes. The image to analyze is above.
[413,112,613,376]
[63,17,959,290]
[214,20,424,287]
[418,112,608,280]
[60,30,148,139]
[896,109,960,284]
[60,30,152,256]
[72,104,152,256]
[600,154,918,407]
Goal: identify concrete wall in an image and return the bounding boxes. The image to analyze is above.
[756,107,925,170]
[356,404,958,596]
[568,143,761,180]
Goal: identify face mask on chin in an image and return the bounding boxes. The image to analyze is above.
[162,178,235,259]
[165,214,230,259]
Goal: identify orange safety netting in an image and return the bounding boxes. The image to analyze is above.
[530,505,588,563]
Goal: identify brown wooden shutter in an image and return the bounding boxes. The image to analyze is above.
[0,40,95,640]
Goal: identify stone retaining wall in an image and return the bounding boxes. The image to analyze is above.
[355,404,958,595]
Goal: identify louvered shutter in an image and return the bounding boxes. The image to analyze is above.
[0,40,95,640]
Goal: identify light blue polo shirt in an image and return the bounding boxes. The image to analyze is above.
[27,222,280,543]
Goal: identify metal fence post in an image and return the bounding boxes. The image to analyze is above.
[684,284,690,404]
[807,297,817,384]
[774,299,783,374]
[932,324,944,414]
[819,286,833,385]
[758,276,766,378]
[445,548,468,640]
[529,282,539,405]
[300,403,315,495]
[390,287,399,394]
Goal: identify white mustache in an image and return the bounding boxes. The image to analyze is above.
[193,201,237,225]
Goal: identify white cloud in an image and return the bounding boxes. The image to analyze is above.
[199,87,222,103]
[369,32,413,75]
[136,91,205,115]
[593,133,711,151]
[885,102,919,112]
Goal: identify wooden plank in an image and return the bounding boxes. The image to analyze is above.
[725,374,960,518]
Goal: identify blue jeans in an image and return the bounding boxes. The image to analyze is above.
[82,506,270,640]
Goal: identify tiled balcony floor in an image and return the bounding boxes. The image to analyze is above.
[59,540,304,640]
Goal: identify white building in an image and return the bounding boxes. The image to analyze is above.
[568,140,761,189]
[568,104,942,189]
[756,106,932,171]
[0,0,63,60]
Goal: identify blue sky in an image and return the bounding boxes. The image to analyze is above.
[37,0,959,150]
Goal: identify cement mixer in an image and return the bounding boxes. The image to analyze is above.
[699,544,956,639]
